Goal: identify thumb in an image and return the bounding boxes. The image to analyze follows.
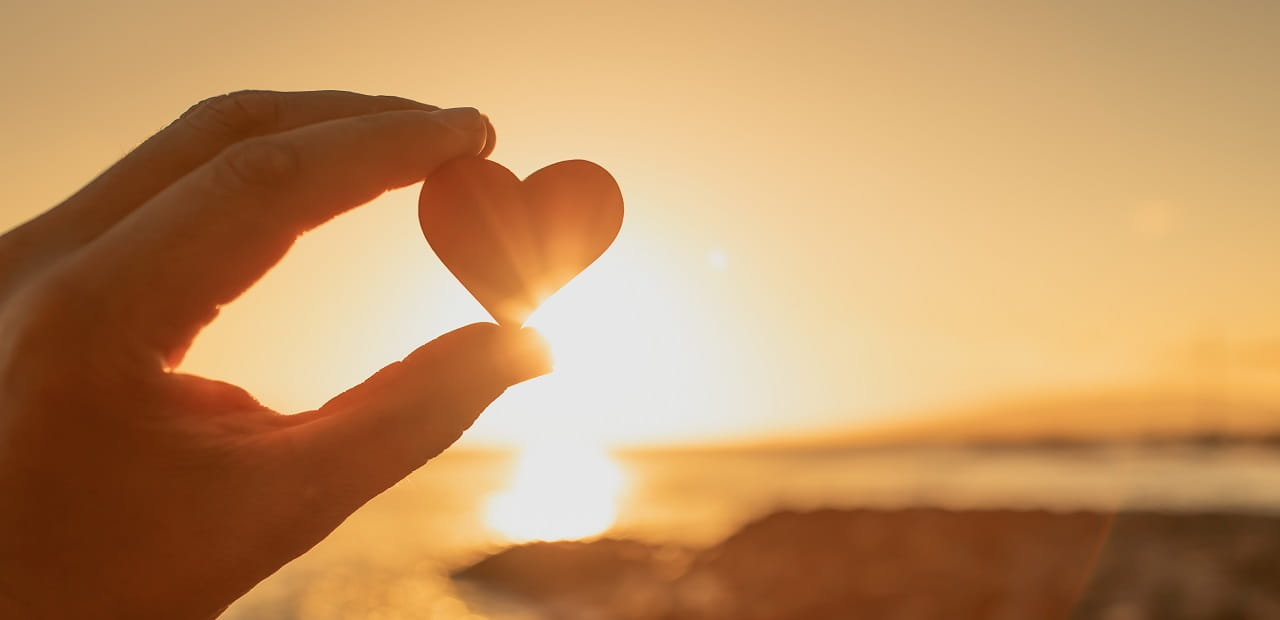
[282,322,551,510]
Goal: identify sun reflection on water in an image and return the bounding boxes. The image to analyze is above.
[483,441,625,543]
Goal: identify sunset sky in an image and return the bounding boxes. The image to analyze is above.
[2,1,1277,446]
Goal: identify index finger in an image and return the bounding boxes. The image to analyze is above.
[61,107,490,367]
[34,91,446,248]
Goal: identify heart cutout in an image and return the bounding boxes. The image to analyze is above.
[418,158,624,326]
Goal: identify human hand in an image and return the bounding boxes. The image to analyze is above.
[0,90,551,619]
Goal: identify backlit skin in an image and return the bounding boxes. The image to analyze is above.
[0,90,551,619]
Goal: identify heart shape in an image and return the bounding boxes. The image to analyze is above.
[418,158,624,326]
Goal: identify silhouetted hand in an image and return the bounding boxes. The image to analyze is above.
[0,90,551,619]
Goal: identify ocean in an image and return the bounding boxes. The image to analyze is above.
[223,444,1280,619]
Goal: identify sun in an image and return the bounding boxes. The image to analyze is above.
[468,229,738,447]
[483,440,625,542]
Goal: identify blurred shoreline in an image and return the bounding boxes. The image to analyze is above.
[225,443,1280,619]
[457,507,1280,620]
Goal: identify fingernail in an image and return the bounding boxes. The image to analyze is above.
[479,114,497,158]
[432,107,484,134]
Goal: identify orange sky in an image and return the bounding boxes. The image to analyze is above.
[2,2,1278,445]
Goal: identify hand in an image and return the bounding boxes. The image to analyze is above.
[0,90,551,619]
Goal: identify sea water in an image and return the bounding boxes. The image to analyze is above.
[224,445,1280,619]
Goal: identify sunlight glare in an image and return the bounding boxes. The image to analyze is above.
[707,249,728,271]
[483,442,625,543]
[470,229,739,446]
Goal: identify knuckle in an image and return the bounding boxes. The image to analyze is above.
[180,90,280,137]
[212,137,298,190]
[0,270,153,406]
[16,270,90,316]
[6,271,97,340]
[0,275,97,396]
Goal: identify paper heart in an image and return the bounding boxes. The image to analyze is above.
[418,158,624,326]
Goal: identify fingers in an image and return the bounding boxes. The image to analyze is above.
[0,91,466,297]
[282,323,551,512]
[63,106,490,366]
[64,90,442,238]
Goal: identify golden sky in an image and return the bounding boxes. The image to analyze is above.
[2,1,1278,445]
